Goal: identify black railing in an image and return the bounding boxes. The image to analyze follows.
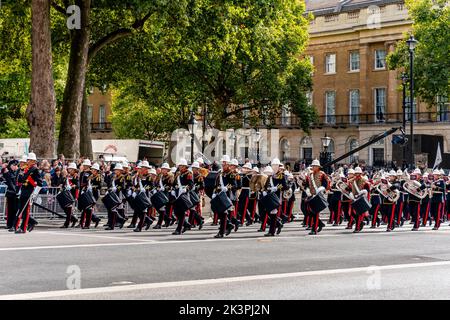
[250,111,450,128]
[91,122,112,132]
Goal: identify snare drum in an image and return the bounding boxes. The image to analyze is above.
[307,192,328,213]
[352,195,371,215]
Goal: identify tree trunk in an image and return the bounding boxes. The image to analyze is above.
[57,0,91,160]
[79,85,93,158]
[27,0,56,159]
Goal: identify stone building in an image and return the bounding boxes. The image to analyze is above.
[87,87,114,140]
[262,0,449,168]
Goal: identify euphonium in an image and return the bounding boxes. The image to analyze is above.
[403,180,427,199]
[377,182,400,202]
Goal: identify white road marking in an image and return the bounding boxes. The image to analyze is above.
[39,231,156,242]
[0,225,448,252]
[1,260,450,300]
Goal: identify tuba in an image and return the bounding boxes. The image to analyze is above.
[377,182,400,202]
[336,179,354,200]
[403,180,427,199]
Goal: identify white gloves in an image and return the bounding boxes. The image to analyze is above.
[171,190,176,197]
[270,186,278,192]
[127,190,132,197]
[212,193,217,199]
[179,187,186,195]
[132,192,137,198]
[87,186,93,192]
[317,186,325,193]
[262,191,267,197]
[65,186,72,191]
[111,187,117,193]
[159,187,165,192]
[221,186,228,193]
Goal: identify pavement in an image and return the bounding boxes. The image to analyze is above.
[1,218,450,300]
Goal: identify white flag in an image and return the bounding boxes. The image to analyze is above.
[433,142,442,170]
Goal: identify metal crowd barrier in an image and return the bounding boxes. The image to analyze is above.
[0,187,130,220]
[0,185,304,221]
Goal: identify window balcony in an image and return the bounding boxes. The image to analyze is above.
[91,122,113,132]
[253,112,450,129]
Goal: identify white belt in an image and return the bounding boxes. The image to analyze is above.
[241,187,250,190]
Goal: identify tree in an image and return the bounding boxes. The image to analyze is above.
[110,88,182,141]
[388,0,450,106]
[53,0,174,159]
[89,0,315,133]
[27,0,57,159]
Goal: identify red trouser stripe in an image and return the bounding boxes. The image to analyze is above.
[287,201,294,221]
[241,198,249,224]
[397,202,404,226]
[436,203,442,228]
[336,201,342,224]
[389,204,396,229]
[23,205,31,233]
[372,204,380,227]
[251,200,257,220]
[262,211,269,230]
[424,202,430,226]
[415,204,421,229]
[314,212,319,231]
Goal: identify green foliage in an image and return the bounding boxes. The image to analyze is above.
[89,0,314,132]
[110,88,182,141]
[0,106,29,138]
[388,0,450,105]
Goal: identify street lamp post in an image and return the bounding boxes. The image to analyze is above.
[406,35,418,168]
[188,111,198,164]
[401,72,409,165]
[320,133,332,174]
[254,129,261,166]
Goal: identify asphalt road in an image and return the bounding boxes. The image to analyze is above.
[1,219,450,300]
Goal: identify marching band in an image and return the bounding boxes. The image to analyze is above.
[2,153,450,237]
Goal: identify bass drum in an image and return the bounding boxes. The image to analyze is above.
[204,171,219,199]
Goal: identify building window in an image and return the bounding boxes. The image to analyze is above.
[349,139,359,163]
[309,55,314,75]
[280,138,290,161]
[374,88,386,122]
[87,104,93,124]
[437,96,449,121]
[374,49,386,70]
[303,148,312,163]
[349,90,360,123]
[281,105,291,125]
[325,54,336,74]
[301,136,313,164]
[349,51,360,71]
[372,148,385,167]
[327,139,335,156]
[99,104,106,129]
[325,91,336,124]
